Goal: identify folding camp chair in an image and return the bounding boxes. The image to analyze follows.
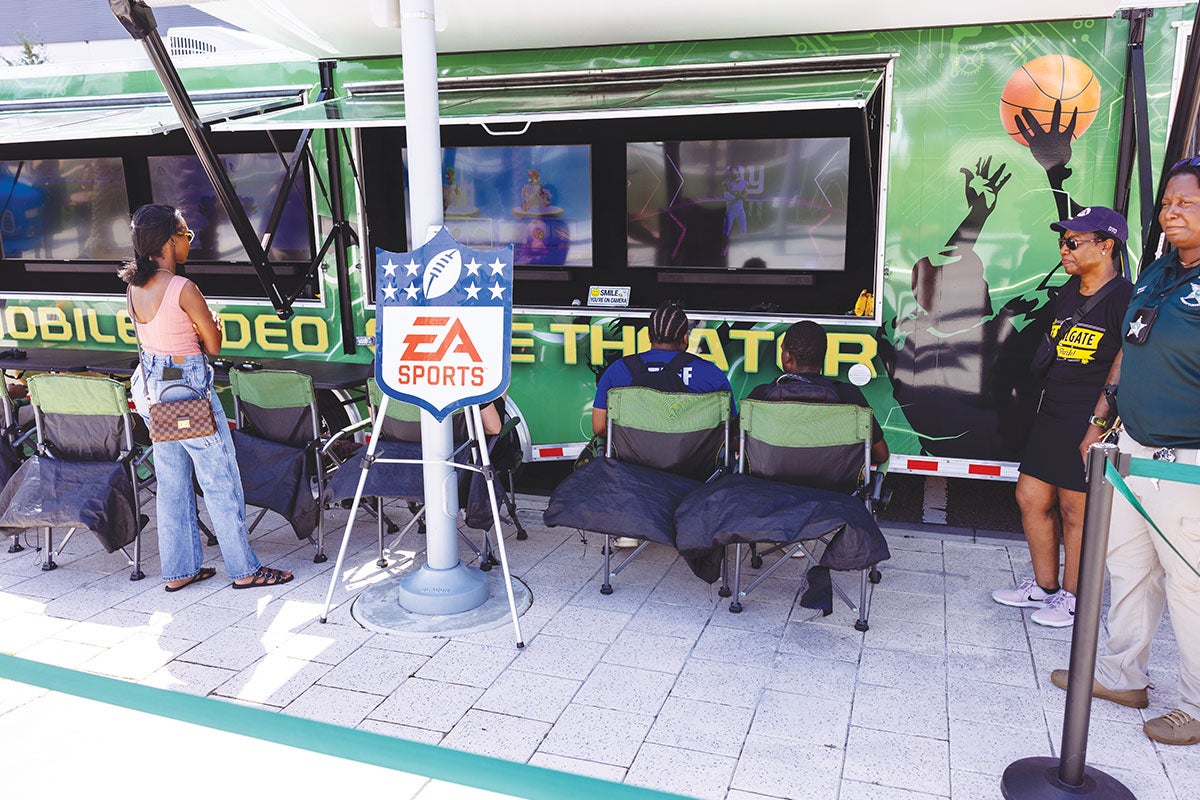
[0,373,147,578]
[322,379,508,569]
[675,399,888,630]
[544,387,731,594]
[229,368,330,562]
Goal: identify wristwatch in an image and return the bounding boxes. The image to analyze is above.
[1089,415,1111,430]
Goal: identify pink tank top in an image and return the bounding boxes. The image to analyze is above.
[136,274,203,356]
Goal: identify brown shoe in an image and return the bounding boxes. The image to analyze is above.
[1144,710,1200,746]
[1050,669,1148,709]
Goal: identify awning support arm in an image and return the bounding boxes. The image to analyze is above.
[110,0,293,319]
[1141,4,1200,270]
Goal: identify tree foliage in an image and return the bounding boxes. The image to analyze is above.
[3,30,49,66]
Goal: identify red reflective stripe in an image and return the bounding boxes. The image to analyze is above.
[539,447,564,458]
[907,459,940,472]
[969,464,1002,477]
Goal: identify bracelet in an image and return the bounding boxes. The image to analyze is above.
[1089,415,1111,430]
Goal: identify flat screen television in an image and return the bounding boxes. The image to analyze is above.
[403,144,593,267]
[626,137,850,272]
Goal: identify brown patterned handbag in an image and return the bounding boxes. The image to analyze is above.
[147,386,217,442]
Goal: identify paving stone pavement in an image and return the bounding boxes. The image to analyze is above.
[0,495,1194,799]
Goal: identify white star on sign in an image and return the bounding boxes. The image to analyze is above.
[403,283,420,300]
[404,259,421,276]
[464,282,481,300]
[382,259,398,278]
[488,282,506,299]
[381,285,398,300]
[1128,317,1147,338]
[488,258,507,275]
[464,259,482,277]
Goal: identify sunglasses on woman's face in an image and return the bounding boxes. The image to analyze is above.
[175,229,194,243]
[1059,236,1101,251]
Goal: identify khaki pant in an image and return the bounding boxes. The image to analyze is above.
[1096,439,1200,719]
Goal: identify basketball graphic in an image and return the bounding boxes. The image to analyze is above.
[1000,54,1100,146]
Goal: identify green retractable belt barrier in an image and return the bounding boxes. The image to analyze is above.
[1104,458,1200,580]
[0,654,693,800]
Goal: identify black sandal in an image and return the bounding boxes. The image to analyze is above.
[164,566,216,593]
[231,566,294,589]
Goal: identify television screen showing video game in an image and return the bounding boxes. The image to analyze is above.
[404,144,593,268]
[626,137,850,272]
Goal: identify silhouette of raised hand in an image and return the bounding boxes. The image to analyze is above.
[960,156,1011,216]
[1014,99,1077,175]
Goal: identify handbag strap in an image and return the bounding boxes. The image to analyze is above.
[1052,276,1122,345]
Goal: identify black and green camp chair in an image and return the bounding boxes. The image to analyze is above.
[675,399,888,629]
[0,373,147,578]
[545,387,731,595]
[229,368,329,562]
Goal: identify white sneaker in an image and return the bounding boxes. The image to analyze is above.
[992,578,1054,608]
[611,537,639,548]
[1031,589,1076,627]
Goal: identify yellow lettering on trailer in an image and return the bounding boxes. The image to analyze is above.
[689,327,728,371]
[590,323,635,364]
[254,316,288,351]
[116,311,136,345]
[549,323,589,364]
[37,307,72,341]
[291,316,328,353]
[4,307,37,340]
[220,314,251,350]
[826,332,877,377]
[511,321,535,364]
[86,309,116,344]
[728,329,775,373]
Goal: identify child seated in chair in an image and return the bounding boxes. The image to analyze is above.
[749,321,889,466]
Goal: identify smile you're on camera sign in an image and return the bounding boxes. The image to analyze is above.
[375,227,513,420]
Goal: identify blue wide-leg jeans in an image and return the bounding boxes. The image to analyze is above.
[141,353,260,582]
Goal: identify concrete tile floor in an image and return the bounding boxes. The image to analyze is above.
[0,494,1194,799]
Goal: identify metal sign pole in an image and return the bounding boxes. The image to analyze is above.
[1000,442,1133,800]
[392,0,488,614]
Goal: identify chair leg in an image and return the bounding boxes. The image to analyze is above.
[600,534,613,594]
[504,472,527,540]
[7,533,23,553]
[40,527,56,571]
[375,498,388,568]
[718,547,732,598]
[855,568,871,632]
[729,543,743,613]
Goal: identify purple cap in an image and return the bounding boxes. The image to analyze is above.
[1050,206,1128,243]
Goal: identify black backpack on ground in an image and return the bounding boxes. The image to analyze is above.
[623,351,700,393]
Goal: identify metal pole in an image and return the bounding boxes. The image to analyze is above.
[318,60,359,357]
[1000,443,1133,800]
[392,0,488,614]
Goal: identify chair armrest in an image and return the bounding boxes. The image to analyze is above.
[321,417,371,455]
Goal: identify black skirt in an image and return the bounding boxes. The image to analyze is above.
[1019,403,1091,493]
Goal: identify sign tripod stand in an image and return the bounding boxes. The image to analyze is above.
[318,396,525,649]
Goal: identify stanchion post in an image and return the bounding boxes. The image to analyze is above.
[1000,442,1134,799]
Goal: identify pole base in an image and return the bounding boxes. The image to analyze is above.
[396,561,488,615]
[1001,757,1135,799]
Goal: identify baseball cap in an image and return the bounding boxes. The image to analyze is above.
[1050,206,1128,243]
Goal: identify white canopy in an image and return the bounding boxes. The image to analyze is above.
[152,0,1128,59]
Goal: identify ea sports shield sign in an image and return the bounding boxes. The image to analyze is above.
[375,228,513,420]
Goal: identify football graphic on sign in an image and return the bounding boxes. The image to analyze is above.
[375,228,513,420]
[422,248,463,299]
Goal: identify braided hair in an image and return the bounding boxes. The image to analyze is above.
[118,204,180,287]
[648,301,689,346]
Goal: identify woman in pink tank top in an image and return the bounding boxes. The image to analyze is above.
[120,204,292,592]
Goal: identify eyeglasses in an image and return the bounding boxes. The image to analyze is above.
[1059,236,1101,251]
[175,229,194,243]
[1171,155,1200,170]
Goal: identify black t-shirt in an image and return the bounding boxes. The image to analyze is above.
[1042,275,1133,408]
[747,373,885,444]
